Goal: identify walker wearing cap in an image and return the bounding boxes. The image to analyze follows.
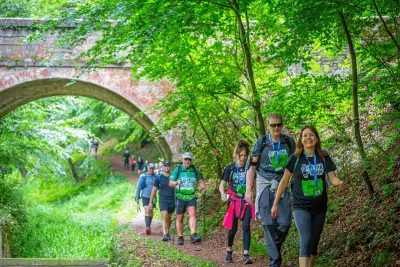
[169,152,206,245]
[135,161,158,235]
[149,159,175,241]
[182,152,193,159]
[148,163,155,169]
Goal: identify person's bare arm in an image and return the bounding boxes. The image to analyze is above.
[244,156,258,203]
[327,171,345,191]
[271,169,292,218]
[219,180,227,202]
[198,179,206,192]
[148,186,157,210]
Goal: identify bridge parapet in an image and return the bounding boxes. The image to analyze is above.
[0,18,182,162]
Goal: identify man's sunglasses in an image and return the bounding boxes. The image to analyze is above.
[183,158,192,161]
[270,123,283,128]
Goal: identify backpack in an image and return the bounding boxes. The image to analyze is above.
[176,165,199,180]
[256,134,293,170]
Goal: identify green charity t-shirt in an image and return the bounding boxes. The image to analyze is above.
[169,165,202,200]
[301,178,324,197]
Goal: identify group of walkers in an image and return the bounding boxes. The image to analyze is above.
[134,112,345,267]
[135,152,205,245]
[123,151,165,176]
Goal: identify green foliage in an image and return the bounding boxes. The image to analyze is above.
[111,226,217,267]
[12,168,136,258]
[0,173,24,221]
[371,251,393,266]
[23,155,113,203]
[0,0,77,18]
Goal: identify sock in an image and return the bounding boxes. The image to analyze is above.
[145,216,150,227]
[149,216,153,226]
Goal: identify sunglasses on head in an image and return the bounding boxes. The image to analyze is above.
[269,123,283,128]
[183,158,192,161]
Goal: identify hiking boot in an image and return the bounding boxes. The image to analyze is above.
[190,233,201,243]
[145,227,151,235]
[177,236,184,245]
[243,254,253,265]
[162,234,169,241]
[226,250,233,263]
[166,233,171,240]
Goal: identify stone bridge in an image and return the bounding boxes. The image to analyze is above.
[0,18,181,161]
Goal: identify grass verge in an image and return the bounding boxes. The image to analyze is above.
[110,226,217,267]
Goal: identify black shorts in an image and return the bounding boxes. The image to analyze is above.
[142,197,156,208]
[176,197,197,215]
[159,199,175,214]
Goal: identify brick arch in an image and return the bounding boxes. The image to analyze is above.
[0,18,182,161]
[0,72,180,161]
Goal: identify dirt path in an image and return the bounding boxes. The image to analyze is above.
[101,155,269,266]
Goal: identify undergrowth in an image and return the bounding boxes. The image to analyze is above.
[110,226,217,267]
[10,155,137,258]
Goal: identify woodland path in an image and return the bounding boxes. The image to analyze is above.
[100,155,271,266]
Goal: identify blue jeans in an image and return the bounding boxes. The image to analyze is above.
[293,210,326,257]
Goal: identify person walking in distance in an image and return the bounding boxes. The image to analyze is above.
[245,113,296,267]
[135,163,157,235]
[169,152,206,245]
[123,150,130,170]
[271,126,345,267]
[149,161,175,241]
[130,156,136,175]
[137,156,144,175]
[220,140,255,264]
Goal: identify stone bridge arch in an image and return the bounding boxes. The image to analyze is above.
[0,18,181,161]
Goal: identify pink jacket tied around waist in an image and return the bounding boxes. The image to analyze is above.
[223,186,255,230]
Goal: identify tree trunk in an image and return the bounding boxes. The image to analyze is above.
[372,0,400,63]
[338,11,375,198]
[231,0,266,135]
[68,157,79,183]
[191,105,224,179]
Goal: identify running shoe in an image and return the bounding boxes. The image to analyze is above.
[145,227,151,235]
[226,250,233,263]
[190,233,201,243]
[243,254,253,264]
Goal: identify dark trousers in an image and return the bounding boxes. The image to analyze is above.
[259,187,291,266]
[227,204,252,250]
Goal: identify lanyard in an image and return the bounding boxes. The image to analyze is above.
[304,151,318,186]
[235,161,247,187]
[269,134,281,163]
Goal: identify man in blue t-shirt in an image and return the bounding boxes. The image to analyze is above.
[149,161,175,241]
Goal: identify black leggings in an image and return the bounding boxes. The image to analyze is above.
[227,205,252,250]
[293,210,326,257]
